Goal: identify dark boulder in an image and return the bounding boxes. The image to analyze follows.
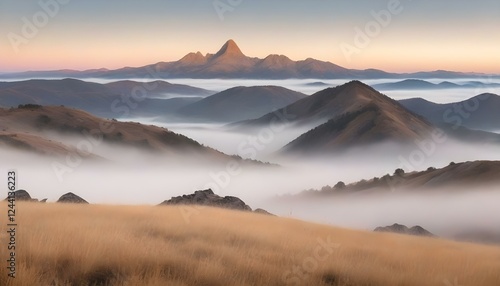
[13,189,31,201]
[4,190,35,201]
[160,189,251,211]
[253,208,275,216]
[57,192,89,204]
[374,223,435,237]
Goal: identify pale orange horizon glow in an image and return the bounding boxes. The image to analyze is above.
[3,36,500,74]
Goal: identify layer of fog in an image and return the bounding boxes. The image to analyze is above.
[3,129,500,243]
[4,144,500,243]
[3,77,498,103]
[3,129,500,201]
[259,189,500,242]
[148,93,205,100]
[134,121,316,160]
[381,87,500,103]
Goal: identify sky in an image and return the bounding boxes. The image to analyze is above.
[1,0,499,73]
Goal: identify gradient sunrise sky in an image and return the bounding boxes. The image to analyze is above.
[1,0,499,73]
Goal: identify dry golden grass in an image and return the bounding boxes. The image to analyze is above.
[1,202,499,286]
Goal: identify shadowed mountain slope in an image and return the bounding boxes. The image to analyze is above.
[177,86,306,122]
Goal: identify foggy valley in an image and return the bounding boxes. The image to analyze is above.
[2,6,500,282]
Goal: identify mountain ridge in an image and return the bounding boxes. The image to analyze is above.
[176,85,307,122]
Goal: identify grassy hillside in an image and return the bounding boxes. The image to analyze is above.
[1,202,499,285]
[0,105,221,157]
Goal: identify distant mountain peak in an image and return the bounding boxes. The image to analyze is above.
[179,51,207,65]
[213,39,245,59]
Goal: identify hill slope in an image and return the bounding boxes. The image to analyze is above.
[0,105,224,157]
[177,86,306,122]
[2,202,499,286]
[399,94,500,132]
[300,160,500,195]
[282,101,434,152]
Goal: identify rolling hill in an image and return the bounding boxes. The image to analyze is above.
[0,131,83,157]
[105,80,214,97]
[2,202,500,286]
[299,160,500,195]
[282,102,434,153]
[176,86,306,122]
[0,104,226,158]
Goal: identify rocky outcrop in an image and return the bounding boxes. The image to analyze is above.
[4,190,41,202]
[253,208,275,216]
[13,189,32,201]
[160,189,252,211]
[374,223,435,237]
[57,192,89,204]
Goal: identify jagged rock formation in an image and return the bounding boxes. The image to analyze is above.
[160,189,257,212]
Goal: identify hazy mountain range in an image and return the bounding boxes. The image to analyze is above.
[400,94,500,132]
[0,78,212,118]
[373,79,500,91]
[2,40,498,80]
[2,78,499,154]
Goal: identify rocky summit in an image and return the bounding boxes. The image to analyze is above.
[160,189,252,211]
